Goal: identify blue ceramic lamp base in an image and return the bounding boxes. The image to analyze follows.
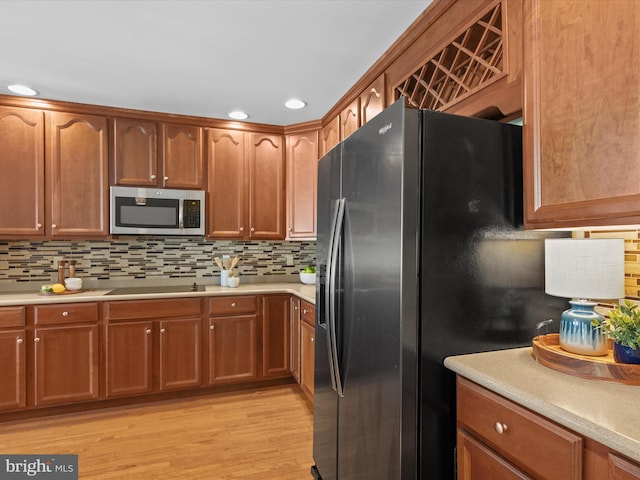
[559,300,608,356]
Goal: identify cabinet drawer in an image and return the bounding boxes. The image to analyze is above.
[105,298,203,320]
[34,303,98,325]
[209,295,257,315]
[301,300,315,326]
[457,377,582,480]
[0,306,26,327]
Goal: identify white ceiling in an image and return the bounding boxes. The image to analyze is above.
[0,0,430,126]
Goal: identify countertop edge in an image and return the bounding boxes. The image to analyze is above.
[444,348,640,464]
[0,283,316,306]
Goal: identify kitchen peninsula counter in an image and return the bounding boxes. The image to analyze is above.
[444,348,640,464]
[0,282,316,306]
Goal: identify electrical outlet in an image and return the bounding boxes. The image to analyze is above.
[286,254,294,266]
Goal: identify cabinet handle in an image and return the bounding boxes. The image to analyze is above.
[494,422,508,434]
[145,328,152,334]
[209,325,215,330]
[34,337,40,343]
[62,311,69,317]
[150,174,156,180]
[160,328,166,334]
[17,338,23,344]
[231,302,236,307]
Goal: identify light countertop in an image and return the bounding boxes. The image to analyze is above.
[0,282,316,306]
[444,347,640,463]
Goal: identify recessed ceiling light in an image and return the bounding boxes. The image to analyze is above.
[285,99,306,110]
[8,84,38,96]
[228,111,248,120]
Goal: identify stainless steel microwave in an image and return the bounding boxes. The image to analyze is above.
[110,186,205,236]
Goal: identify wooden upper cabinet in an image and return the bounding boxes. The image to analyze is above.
[206,128,246,239]
[321,116,340,157]
[360,74,386,126]
[340,99,360,141]
[0,107,45,237]
[112,117,158,187]
[47,112,109,237]
[161,123,204,189]
[248,133,286,240]
[286,129,318,240]
[523,0,640,228]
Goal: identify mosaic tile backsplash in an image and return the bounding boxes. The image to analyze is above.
[0,238,316,286]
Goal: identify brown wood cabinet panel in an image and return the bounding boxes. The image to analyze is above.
[208,314,258,385]
[206,128,247,239]
[47,111,109,237]
[261,294,290,378]
[609,454,640,480]
[0,106,45,237]
[301,300,314,326]
[300,318,315,400]
[104,298,202,321]
[34,302,98,325]
[360,74,386,126]
[290,297,301,382]
[286,129,318,239]
[523,0,640,228]
[457,429,532,480]
[340,99,359,141]
[248,133,286,239]
[0,306,25,328]
[457,377,582,480]
[0,330,26,412]
[112,117,158,187]
[106,321,153,397]
[33,324,99,407]
[158,317,202,391]
[321,116,340,157]
[584,439,640,480]
[161,123,204,189]
[208,295,257,316]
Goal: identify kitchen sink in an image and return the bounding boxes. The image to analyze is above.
[105,283,205,295]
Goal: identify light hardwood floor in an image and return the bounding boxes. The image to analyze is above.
[0,385,314,479]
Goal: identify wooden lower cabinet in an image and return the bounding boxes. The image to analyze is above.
[290,297,301,382]
[106,321,153,397]
[458,429,532,480]
[292,299,315,401]
[158,317,202,391]
[208,314,258,384]
[0,307,26,412]
[261,294,290,378]
[300,317,315,399]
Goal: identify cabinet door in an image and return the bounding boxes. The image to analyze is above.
[106,321,153,397]
[340,99,360,140]
[290,297,301,382]
[33,325,99,406]
[206,128,247,239]
[208,314,258,384]
[262,295,290,378]
[248,133,285,239]
[112,117,159,187]
[321,116,340,157]
[523,0,640,228]
[47,112,109,237]
[0,107,45,237]
[158,317,202,391]
[360,74,386,126]
[161,123,203,189]
[286,129,318,239]
[457,430,533,480]
[300,319,315,400]
[0,330,26,411]
[608,453,640,480]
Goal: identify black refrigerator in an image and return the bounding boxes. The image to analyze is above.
[311,99,567,480]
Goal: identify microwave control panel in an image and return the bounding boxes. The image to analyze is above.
[183,200,202,228]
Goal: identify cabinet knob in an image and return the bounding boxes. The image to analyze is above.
[150,174,156,180]
[209,325,215,330]
[239,227,244,232]
[250,227,255,233]
[34,337,40,343]
[311,337,314,342]
[51,224,57,229]
[494,421,508,434]
[36,223,42,230]
[231,302,236,307]
[303,309,308,314]
[17,338,23,344]
[164,176,169,181]
[145,328,152,334]
[62,311,69,317]
[160,328,166,334]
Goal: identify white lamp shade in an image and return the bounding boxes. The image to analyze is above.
[545,238,625,300]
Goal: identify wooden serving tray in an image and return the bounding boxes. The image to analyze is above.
[38,288,92,296]
[532,334,640,385]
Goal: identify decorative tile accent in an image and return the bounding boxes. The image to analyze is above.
[0,238,316,285]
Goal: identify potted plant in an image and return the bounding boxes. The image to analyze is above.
[599,300,640,364]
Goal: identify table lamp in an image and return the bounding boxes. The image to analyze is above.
[544,238,625,356]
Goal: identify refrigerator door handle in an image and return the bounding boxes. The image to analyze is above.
[329,197,346,397]
[325,198,340,392]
